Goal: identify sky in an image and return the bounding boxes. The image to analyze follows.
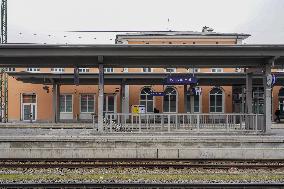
[7,0,284,44]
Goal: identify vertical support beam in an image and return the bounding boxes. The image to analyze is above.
[263,63,272,133]
[98,56,104,132]
[52,83,57,123]
[52,83,60,123]
[184,85,187,113]
[120,81,126,113]
[245,72,253,129]
[56,84,60,123]
[120,81,126,123]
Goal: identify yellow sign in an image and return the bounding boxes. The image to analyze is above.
[132,105,139,114]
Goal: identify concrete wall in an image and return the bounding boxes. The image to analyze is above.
[1,135,284,159]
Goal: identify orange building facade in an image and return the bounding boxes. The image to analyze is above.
[6,28,284,122]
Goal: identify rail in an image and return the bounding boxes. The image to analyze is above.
[103,113,264,133]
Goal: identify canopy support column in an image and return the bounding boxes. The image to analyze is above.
[52,83,60,123]
[263,62,272,133]
[184,85,187,113]
[98,56,104,132]
[120,81,127,114]
[245,71,253,129]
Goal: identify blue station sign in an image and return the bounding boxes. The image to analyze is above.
[166,74,198,85]
[149,92,165,96]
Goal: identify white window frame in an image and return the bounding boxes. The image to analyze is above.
[188,68,200,73]
[211,68,223,73]
[139,87,154,113]
[142,68,152,73]
[104,68,114,73]
[163,87,178,113]
[164,68,176,73]
[60,94,73,113]
[78,68,90,73]
[51,68,65,73]
[209,87,224,113]
[26,68,40,72]
[5,68,16,72]
[80,94,95,113]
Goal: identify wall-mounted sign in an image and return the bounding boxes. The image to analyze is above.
[166,74,197,85]
[149,92,165,96]
[131,105,145,114]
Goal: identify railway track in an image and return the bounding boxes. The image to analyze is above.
[0,159,284,169]
[1,183,284,189]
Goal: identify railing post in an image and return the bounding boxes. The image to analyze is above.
[255,114,258,131]
[109,114,112,133]
[197,114,200,133]
[226,114,229,132]
[168,114,171,132]
[139,114,141,132]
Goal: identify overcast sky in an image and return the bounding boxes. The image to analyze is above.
[8,0,284,44]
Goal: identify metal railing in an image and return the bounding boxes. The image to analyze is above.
[103,113,264,133]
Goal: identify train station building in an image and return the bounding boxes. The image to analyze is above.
[2,28,284,133]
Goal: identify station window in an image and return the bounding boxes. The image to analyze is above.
[142,68,152,73]
[163,87,177,113]
[211,68,223,73]
[78,68,89,73]
[51,68,65,73]
[26,68,40,72]
[5,68,15,72]
[140,88,154,113]
[80,94,95,113]
[60,94,72,113]
[188,68,200,73]
[104,68,114,73]
[209,87,224,113]
[165,68,176,73]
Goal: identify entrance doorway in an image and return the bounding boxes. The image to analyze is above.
[21,94,37,121]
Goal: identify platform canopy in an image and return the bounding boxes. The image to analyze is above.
[8,72,284,86]
[0,44,284,68]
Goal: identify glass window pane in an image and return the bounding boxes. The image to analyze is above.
[210,106,215,113]
[216,95,222,106]
[186,95,191,112]
[147,102,153,112]
[216,106,222,112]
[170,98,176,112]
[146,95,153,100]
[140,94,146,100]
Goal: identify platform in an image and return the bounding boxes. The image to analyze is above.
[0,127,284,160]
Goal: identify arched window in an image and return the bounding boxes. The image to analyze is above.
[210,87,224,113]
[164,87,177,113]
[279,88,284,114]
[140,87,154,113]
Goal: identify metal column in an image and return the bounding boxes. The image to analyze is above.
[52,83,60,123]
[263,63,272,133]
[97,56,104,132]
[245,72,253,129]
[120,82,126,113]
[184,85,187,113]
[52,83,57,123]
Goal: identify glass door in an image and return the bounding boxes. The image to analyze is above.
[22,94,37,121]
